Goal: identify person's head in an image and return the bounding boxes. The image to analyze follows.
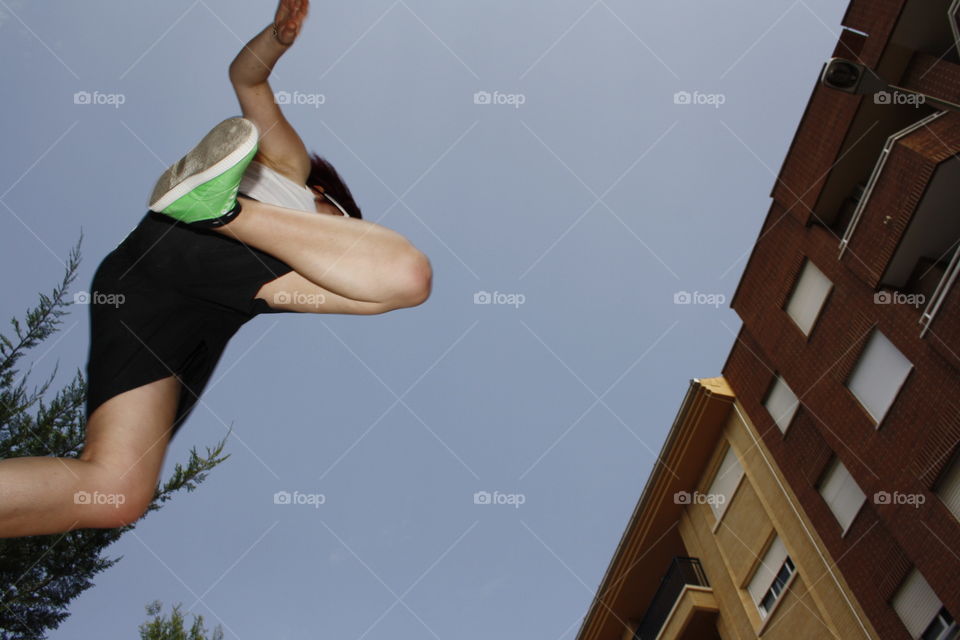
[306,153,363,219]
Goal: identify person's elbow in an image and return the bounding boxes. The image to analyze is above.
[228,61,259,90]
[227,60,243,86]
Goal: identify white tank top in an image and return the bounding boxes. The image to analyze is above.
[239,160,340,215]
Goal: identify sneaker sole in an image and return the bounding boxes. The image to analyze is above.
[149,117,259,213]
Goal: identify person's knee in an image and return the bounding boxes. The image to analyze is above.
[390,247,432,309]
[84,487,154,529]
[78,462,157,528]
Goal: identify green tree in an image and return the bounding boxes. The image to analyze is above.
[0,241,231,640]
[138,601,224,640]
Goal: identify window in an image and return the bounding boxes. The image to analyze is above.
[935,451,960,524]
[921,607,958,640]
[759,558,796,618]
[818,457,866,533]
[706,445,743,521]
[747,535,795,619]
[893,568,951,639]
[785,259,832,335]
[764,376,800,433]
[846,330,912,424]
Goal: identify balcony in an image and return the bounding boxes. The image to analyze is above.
[837,111,947,263]
[921,246,960,338]
[836,111,960,336]
[633,557,719,640]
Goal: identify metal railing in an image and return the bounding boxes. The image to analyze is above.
[921,244,960,337]
[838,111,945,258]
[633,557,710,640]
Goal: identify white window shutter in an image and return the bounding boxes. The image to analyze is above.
[747,535,788,606]
[819,458,867,532]
[847,330,912,423]
[892,569,942,639]
[707,446,743,519]
[765,376,800,433]
[785,260,832,335]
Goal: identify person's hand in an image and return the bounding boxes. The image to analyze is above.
[273,0,309,46]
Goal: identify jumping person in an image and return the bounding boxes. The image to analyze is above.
[0,0,432,538]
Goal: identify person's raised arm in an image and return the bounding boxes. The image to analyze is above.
[229,0,311,183]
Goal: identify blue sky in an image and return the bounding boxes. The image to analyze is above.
[0,0,847,637]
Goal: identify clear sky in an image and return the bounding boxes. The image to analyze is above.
[0,0,847,637]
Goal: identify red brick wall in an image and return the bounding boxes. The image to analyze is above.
[841,113,960,288]
[770,82,861,226]
[842,0,907,67]
[724,163,960,638]
[721,1,960,635]
[770,0,907,227]
[834,26,868,63]
[901,52,960,105]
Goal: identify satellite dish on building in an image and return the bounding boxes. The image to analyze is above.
[820,57,960,113]
[819,58,889,95]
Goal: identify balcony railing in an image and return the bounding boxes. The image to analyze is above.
[633,557,710,640]
[921,245,960,337]
[838,111,946,258]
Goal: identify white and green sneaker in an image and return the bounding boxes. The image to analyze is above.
[148,117,259,227]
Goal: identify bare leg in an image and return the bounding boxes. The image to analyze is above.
[215,197,432,309]
[0,377,180,538]
[256,271,403,315]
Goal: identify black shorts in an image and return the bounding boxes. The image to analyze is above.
[84,205,295,438]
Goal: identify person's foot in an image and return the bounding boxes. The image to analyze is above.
[148,117,259,227]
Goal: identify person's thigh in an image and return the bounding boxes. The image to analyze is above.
[255,270,394,315]
[79,376,181,510]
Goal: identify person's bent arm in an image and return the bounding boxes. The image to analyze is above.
[229,0,311,183]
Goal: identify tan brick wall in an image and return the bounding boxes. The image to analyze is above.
[676,405,880,639]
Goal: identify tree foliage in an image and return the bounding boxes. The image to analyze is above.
[0,240,231,639]
[138,601,224,640]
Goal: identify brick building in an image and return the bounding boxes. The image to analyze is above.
[724,0,960,636]
[575,0,960,638]
[574,379,882,640]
